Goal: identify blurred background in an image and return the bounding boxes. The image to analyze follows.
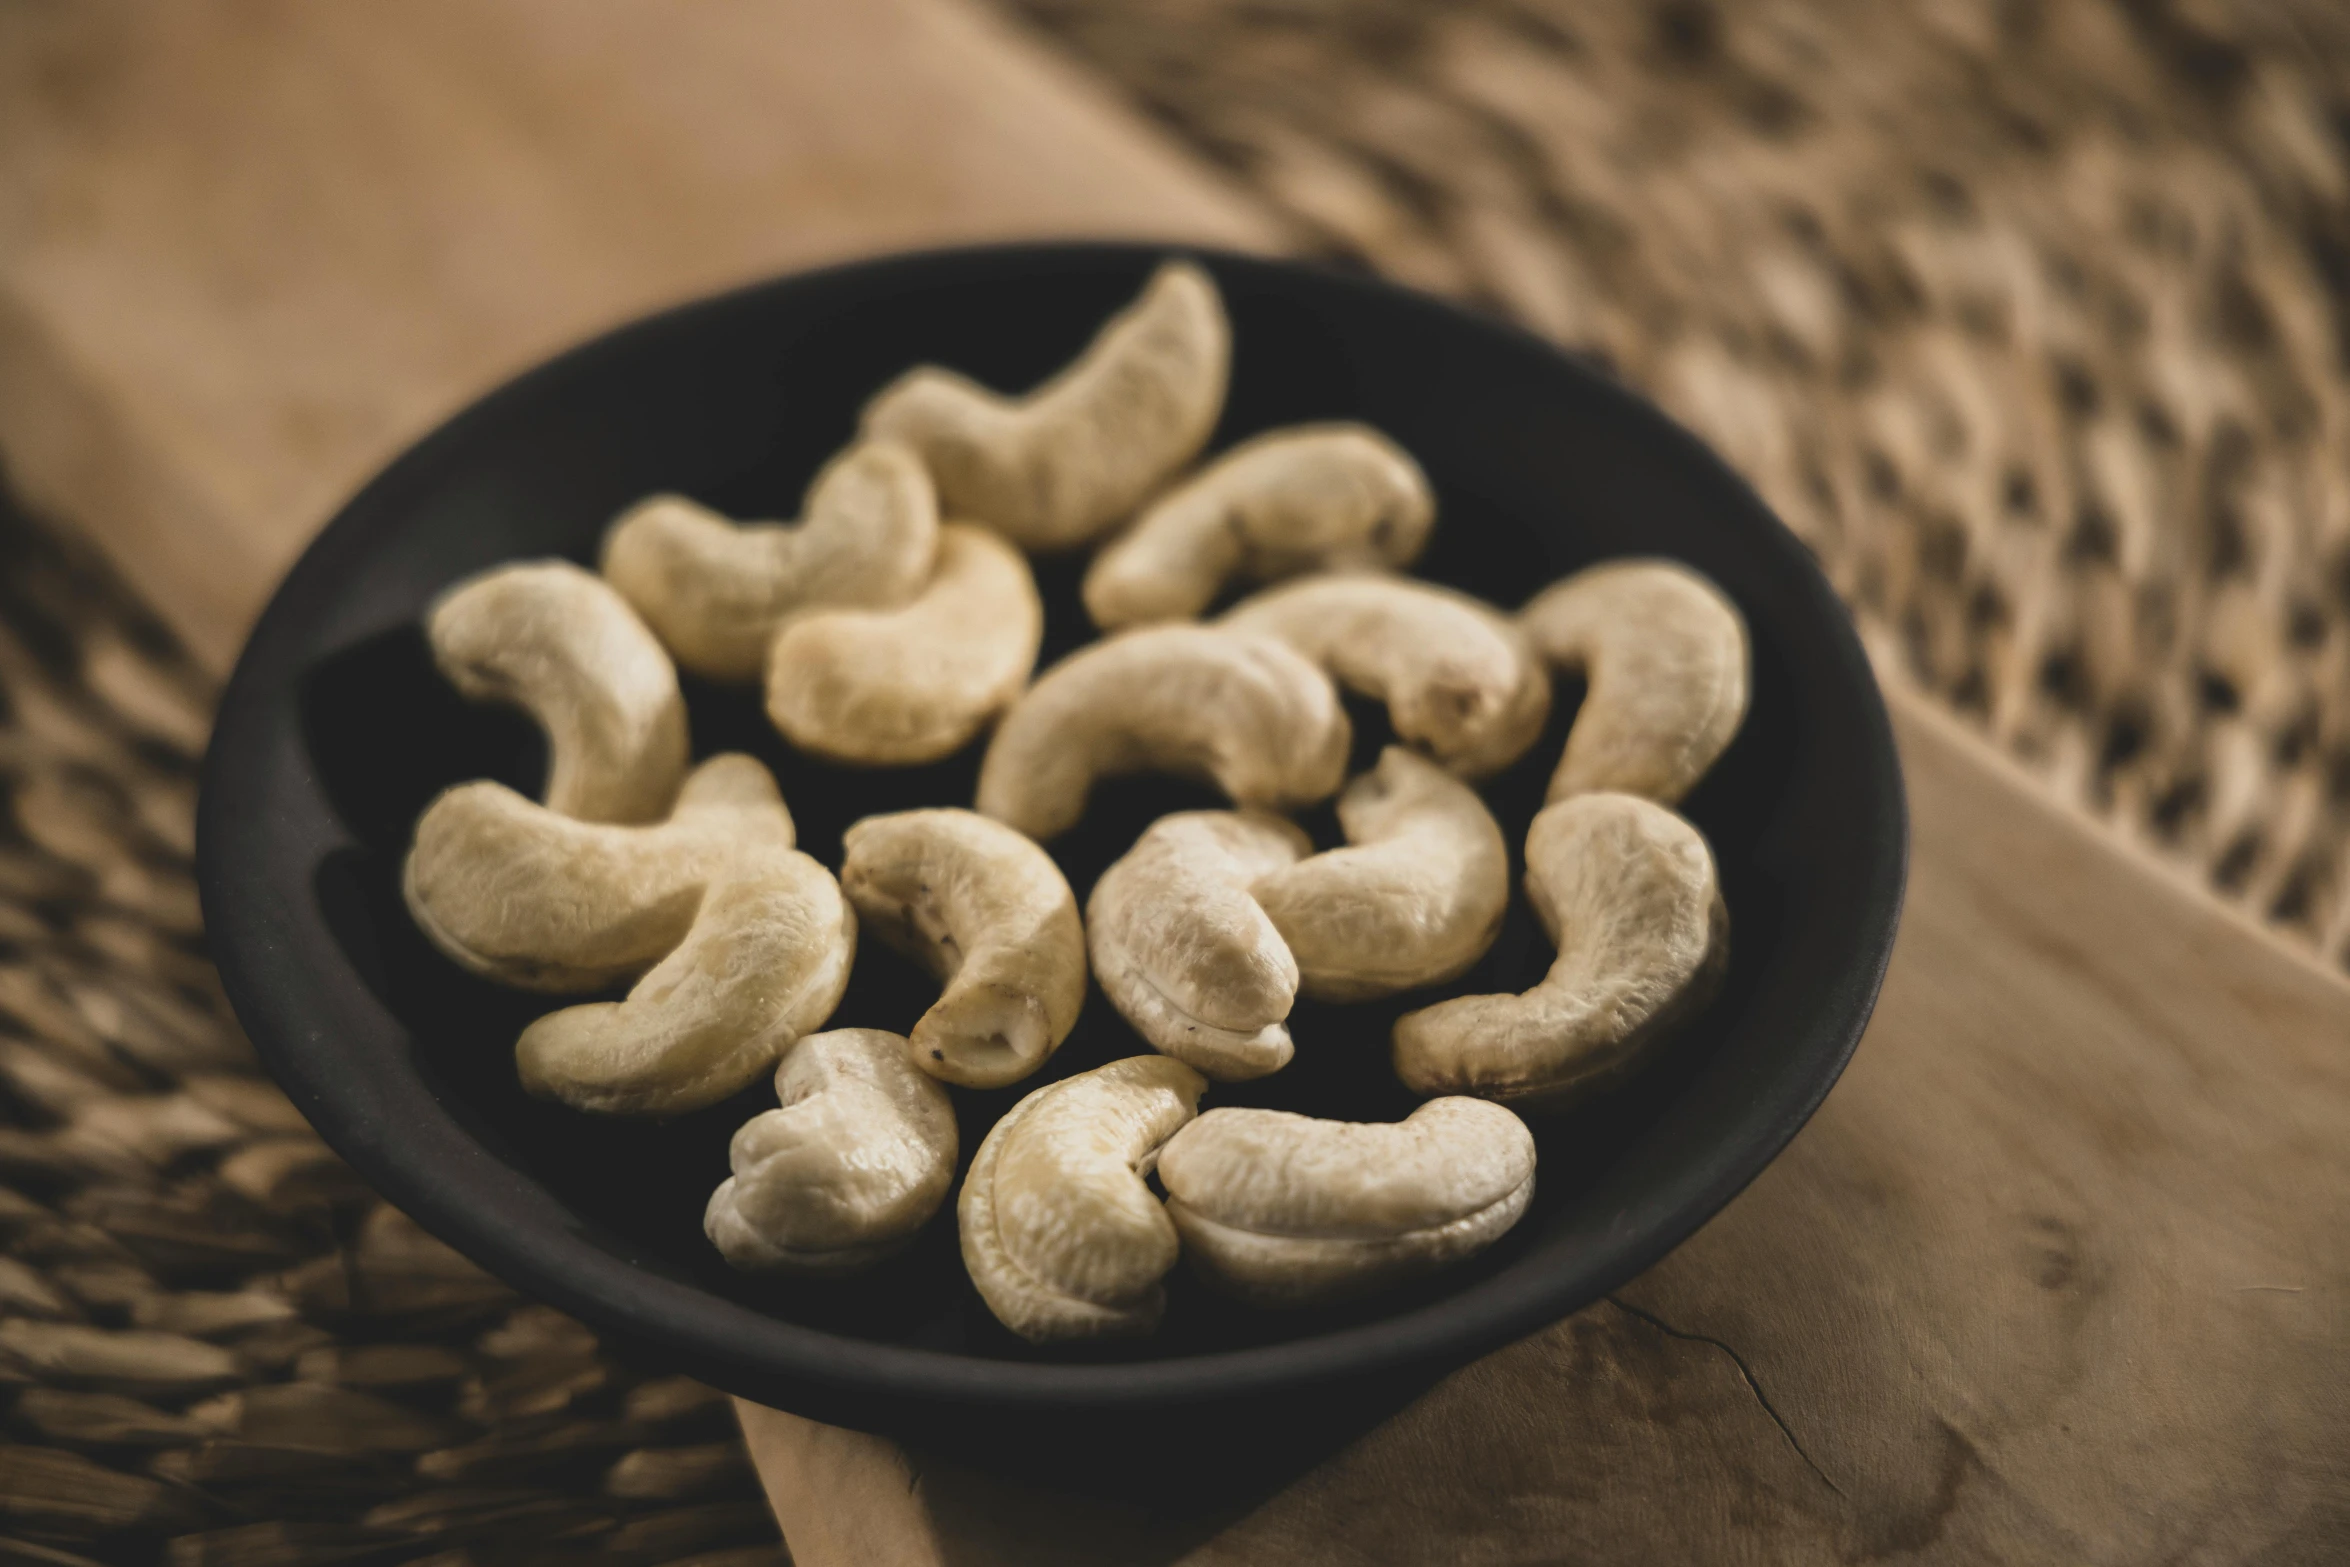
[1032,0,2350,952]
[0,2,2346,1562]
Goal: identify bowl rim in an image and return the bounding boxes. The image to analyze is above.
[196,239,1907,1414]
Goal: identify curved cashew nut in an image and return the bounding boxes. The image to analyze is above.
[975,626,1350,842]
[1253,748,1510,1002]
[1519,559,1749,805]
[1084,425,1435,628]
[704,1029,957,1274]
[1158,1098,1536,1307]
[840,809,1085,1089]
[515,844,857,1116]
[1393,793,1727,1111]
[860,261,1230,550]
[1087,811,1310,1082]
[426,560,688,822]
[404,754,796,993]
[600,441,938,681]
[958,1056,1206,1342]
[1222,574,1550,779]
[764,524,1043,765]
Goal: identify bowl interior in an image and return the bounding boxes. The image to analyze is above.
[200,245,1902,1410]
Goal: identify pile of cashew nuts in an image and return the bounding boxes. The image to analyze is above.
[400,262,1750,1342]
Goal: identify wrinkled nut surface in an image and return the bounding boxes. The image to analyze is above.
[600,441,938,681]
[515,844,857,1116]
[860,261,1230,550]
[764,524,1043,765]
[1222,574,1550,779]
[1519,559,1750,805]
[404,754,795,993]
[958,1056,1207,1342]
[840,809,1085,1089]
[1084,424,1435,629]
[427,560,688,822]
[1393,793,1727,1111]
[975,626,1350,841]
[1159,1098,1536,1307]
[704,1029,956,1274]
[1088,811,1309,1081]
[1253,748,1509,1002]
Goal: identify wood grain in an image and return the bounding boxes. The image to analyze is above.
[0,0,1277,671]
[739,691,2350,1563]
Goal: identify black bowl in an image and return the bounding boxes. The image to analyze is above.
[197,243,1903,1472]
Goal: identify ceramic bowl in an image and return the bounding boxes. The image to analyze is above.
[196,243,1904,1465]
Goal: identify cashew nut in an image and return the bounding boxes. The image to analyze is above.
[1519,559,1749,805]
[958,1056,1206,1342]
[839,809,1085,1089]
[515,844,857,1117]
[1158,1098,1536,1307]
[1087,811,1310,1081]
[764,524,1043,766]
[600,441,938,681]
[975,626,1350,841]
[404,753,796,993]
[1393,793,1727,1111]
[704,1029,956,1274]
[1253,748,1509,1002]
[1221,574,1550,779]
[426,560,688,822]
[1083,425,1435,628]
[860,261,1230,550]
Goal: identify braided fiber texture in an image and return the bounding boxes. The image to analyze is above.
[0,491,784,1566]
[1004,0,2350,964]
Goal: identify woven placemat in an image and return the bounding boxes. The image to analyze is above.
[0,489,785,1566]
[1006,0,2350,966]
[4,4,2348,1564]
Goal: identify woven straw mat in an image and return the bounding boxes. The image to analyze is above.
[1007,0,2350,963]
[0,493,783,1565]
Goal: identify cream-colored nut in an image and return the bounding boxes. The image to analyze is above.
[975,626,1349,841]
[1393,793,1727,1111]
[404,754,796,993]
[958,1056,1206,1342]
[1088,811,1309,1081]
[860,261,1230,550]
[1253,748,1509,1002]
[1083,425,1434,628]
[1221,574,1550,779]
[426,560,688,822]
[764,524,1043,765]
[840,809,1085,1089]
[600,441,938,681]
[704,1029,956,1274]
[515,845,857,1116]
[1159,1098,1536,1307]
[1519,559,1749,804]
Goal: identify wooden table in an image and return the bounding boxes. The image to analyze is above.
[4,4,2343,1561]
